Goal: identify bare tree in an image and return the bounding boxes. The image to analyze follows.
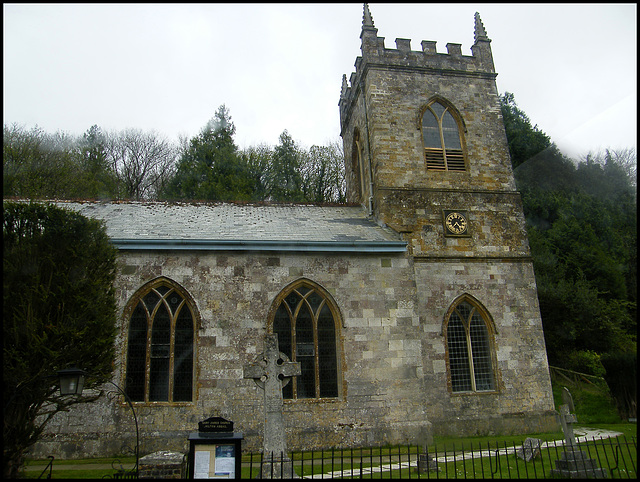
[581,147,637,191]
[609,147,637,188]
[105,128,177,200]
[300,139,346,203]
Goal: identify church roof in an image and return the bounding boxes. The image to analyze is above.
[48,200,407,253]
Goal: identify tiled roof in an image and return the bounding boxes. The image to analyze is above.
[47,200,406,253]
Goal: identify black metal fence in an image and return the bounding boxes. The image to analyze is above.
[245,435,636,479]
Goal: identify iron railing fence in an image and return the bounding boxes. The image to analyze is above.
[244,435,636,479]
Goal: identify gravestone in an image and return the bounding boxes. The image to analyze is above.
[516,438,542,461]
[417,452,440,473]
[551,387,608,478]
[243,334,301,478]
[138,451,186,479]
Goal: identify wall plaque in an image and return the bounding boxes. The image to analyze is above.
[199,416,234,433]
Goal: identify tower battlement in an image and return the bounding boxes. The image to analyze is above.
[339,6,495,131]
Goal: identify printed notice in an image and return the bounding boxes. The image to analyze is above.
[194,450,211,478]
[214,445,235,478]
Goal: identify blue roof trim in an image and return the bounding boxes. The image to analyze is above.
[110,238,407,253]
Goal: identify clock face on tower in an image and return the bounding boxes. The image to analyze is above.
[443,210,469,236]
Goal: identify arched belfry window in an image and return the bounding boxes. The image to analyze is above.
[352,132,363,202]
[444,296,496,393]
[422,100,466,171]
[125,279,195,403]
[270,280,341,400]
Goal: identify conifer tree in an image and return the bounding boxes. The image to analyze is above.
[163,105,253,201]
[3,202,118,478]
[269,130,304,202]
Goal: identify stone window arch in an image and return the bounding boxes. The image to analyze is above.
[420,97,467,171]
[269,279,342,400]
[443,294,497,393]
[124,277,197,403]
[351,129,366,203]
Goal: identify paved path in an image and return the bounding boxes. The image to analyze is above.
[303,426,624,479]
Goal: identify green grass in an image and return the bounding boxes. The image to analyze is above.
[551,376,624,424]
[21,456,136,479]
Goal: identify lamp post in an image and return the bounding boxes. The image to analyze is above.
[57,371,139,477]
[55,369,139,476]
[104,381,139,477]
[58,370,140,476]
[57,371,139,476]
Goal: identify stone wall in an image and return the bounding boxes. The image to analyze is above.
[31,250,432,459]
[415,258,557,436]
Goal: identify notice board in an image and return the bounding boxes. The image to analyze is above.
[188,432,243,479]
[193,444,236,478]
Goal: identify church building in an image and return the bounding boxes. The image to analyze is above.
[31,5,558,459]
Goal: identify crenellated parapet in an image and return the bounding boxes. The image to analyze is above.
[339,6,495,134]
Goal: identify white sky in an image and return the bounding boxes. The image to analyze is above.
[3,3,637,160]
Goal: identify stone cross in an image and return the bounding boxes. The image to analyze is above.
[243,334,301,477]
[558,387,578,447]
[551,386,608,478]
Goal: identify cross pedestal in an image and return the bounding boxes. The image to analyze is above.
[243,334,301,478]
[551,387,608,478]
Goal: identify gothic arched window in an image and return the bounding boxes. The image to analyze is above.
[125,280,195,403]
[271,280,341,400]
[422,101,466,171]
[445,297,496,393]
[352,133,363,202]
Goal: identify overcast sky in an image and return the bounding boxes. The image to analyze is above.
[3,3,637,160]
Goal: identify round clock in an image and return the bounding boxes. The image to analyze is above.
[445,211,467,235]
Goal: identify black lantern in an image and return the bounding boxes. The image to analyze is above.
[57,367,87,395]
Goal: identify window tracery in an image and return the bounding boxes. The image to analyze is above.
[422,100,466,171]
[125,279,195,403]
[445,297,496,393]
[271,280,341,400]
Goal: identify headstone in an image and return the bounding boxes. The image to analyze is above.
[516,438,542,461]
[243,334,301,479]
[551,387,608,478]
[138,451,186,479]
[417,453,440,473]
[562,386,575,413]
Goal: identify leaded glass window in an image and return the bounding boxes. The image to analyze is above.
[446,300,495,393]
[422,101,466,171]
[125,282,194,402]
[272,282,340,400]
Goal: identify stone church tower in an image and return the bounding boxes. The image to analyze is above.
[339,5,556,435]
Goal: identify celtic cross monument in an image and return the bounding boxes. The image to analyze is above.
[243,334,301,478]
